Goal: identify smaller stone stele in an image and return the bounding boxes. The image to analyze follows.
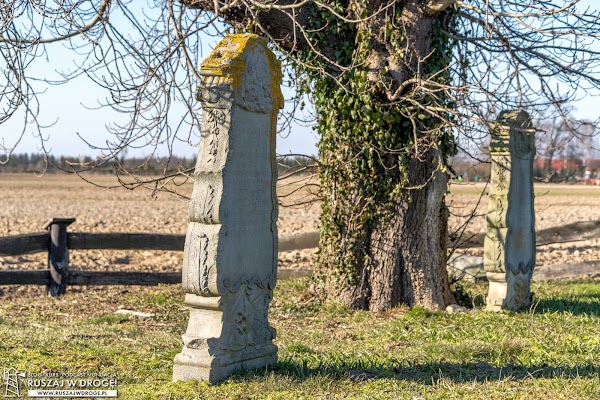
[484,110,536,311]
[172,34,282,384]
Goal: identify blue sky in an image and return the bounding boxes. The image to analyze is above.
[0,36,319,159]
[2,1,598,159]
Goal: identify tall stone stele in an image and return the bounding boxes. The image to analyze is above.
[173,34,283,383]
[484,110,536,311]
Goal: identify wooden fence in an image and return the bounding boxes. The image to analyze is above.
[0,218,319,295]
[1,217,599,295]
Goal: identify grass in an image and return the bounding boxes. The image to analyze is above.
[1,279,599,399]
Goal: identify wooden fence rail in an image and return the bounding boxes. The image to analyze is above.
[3,219,600,258]
[69,233,186,251]
[0,220,321,293]
[0,231,320,256]
[0,232,49,256]
[0,270,182,286]
[450,219,600,249]
[0,269,310,285]
[1,219,600,294]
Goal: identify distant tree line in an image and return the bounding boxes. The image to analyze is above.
[10,151,599,182]
[0,153,196,175]
[450,112,600,183]
[1,153,318,177]
[451,156,600,184]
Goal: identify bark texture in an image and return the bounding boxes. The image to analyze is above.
[321,149,455,312]
[319,0,456,311]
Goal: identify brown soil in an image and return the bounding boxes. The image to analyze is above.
[1,175,599,298]
[448,182,600,266]
[0,173,318,298]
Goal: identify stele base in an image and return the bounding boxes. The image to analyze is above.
[486,272,508,312]
[173,347,277,384]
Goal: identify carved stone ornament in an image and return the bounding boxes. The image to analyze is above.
[219,277,276,353]
[205,108,226,163]
[173,34,282,384]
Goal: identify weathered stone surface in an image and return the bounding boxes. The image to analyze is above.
[173,34,283,384]
[447,254,486,283]
[484,110,536,311]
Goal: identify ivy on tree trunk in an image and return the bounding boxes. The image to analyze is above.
[293,1,457,311]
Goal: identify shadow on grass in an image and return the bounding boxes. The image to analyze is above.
[237,359,600,384]
[530,298,600,316]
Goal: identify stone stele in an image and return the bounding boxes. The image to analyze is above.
[484,110,536,311]
[172,34,283,384]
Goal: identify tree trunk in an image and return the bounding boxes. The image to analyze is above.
[315,1,456,311]
[319,147,455,312]
[369,161,454,311]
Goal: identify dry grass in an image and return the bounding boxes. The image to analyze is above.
[0,278,599,399]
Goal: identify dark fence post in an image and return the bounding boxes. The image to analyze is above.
[43,218,76,297]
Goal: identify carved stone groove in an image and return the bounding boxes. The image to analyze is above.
[484,110,536,311]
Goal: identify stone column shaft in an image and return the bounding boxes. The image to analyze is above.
[484,110,536,311]
[173,34,283,383]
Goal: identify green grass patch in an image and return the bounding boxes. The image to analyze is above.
[1,279,599,399]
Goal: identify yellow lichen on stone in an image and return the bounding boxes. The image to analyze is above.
[200,34,253,78]
[200,34,283,110]
[496,110,532,131]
